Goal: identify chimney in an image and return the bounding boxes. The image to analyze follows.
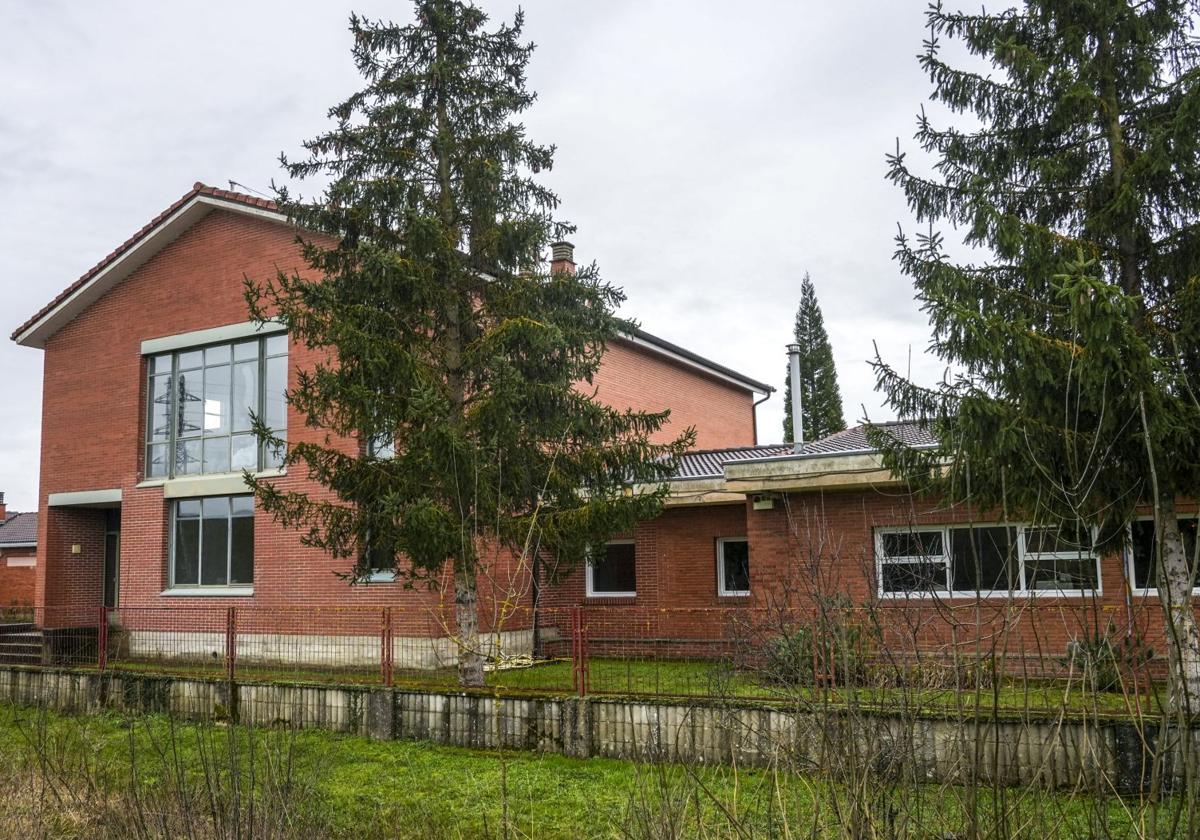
[550,240,576,275]
[787,344,804,449]
[0,491,6,520]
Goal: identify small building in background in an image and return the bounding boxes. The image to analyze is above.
[0,493,37,612]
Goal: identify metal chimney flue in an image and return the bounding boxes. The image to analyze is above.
[787,343,803,450]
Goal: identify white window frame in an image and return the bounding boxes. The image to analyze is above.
[585,539,636,598]
[716,537,750,597]
[1125,515,1200,597]
[875,523,1101,599]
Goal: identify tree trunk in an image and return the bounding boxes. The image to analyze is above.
[1156,492,1200,716]
[455,562,485,687]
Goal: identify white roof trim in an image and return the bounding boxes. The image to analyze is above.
[141,319,286,355]
[14,194,288,349]
[620,333,770,395]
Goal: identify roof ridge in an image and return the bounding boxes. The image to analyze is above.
[677,444,790,457]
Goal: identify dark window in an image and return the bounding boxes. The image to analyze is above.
[878,529,946,594]
[590,542,636,595]
[949,526,1017,593]
[145,335,287,479]
[171,495,254,588]
[1023,524,1098,591]
[718,538,750,595]
[1130,518,1199,590]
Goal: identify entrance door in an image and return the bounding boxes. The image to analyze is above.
[103,509,120,609]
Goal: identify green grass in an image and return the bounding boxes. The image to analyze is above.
[103,656,1164,721]
[0,702,1170,840]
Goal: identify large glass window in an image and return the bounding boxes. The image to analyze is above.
[717,537,750,596]
[170,495,254,588]
[877,522,1099,596]
[146,334,287,478]
[1129,517,1199,592]
[587,541,636,597]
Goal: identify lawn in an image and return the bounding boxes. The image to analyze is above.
[0,702,1170,840]
[105,655,1165,721]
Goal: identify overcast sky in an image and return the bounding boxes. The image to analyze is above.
[0,0,957,511]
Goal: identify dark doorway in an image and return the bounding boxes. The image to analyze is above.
[103,508,120,609]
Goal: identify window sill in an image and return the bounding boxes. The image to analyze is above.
[358,571,396,584]
[136,469,286,497]
[877,590,1103,601]
[160,587,254,598]
[718,591,751,598]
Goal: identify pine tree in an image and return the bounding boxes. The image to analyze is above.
[875,1,1200,712]
[244,2,692,687]
[783,274,846,444]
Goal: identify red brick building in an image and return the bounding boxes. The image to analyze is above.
[10,183,771,663]
[0,494,37,609]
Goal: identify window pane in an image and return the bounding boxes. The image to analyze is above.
[203,364,231,434]
[175,439,202,475]
[147,373,172,442]
[173,514,200,585]
[148,354,172,376]
[265,355,287,431]
[882,530,942,558]
[1026,524,1091,554]
[592,543,636,594]
[177,349,203,371]
[721,539,750,593]
[265,334,287,356]
[231,495,254,517]
[177,499,202,518]
[881,561,947,593]
[232,361,258,432]
[201,497,230,586]
[950,526,1016,592]
[231,433,258,470]
[230,514,254,585]
[234,340,259,361]
[203,437,230,473]
[1025,554,1098,591]
[176,373,203,438]
[146,443,169,478]
[1130,519,1199,589]
[205,344,231,365]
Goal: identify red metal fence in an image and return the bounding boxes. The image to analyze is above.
[0,601,1178,700]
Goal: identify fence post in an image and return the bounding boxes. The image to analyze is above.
[381,607,394,687]
[571,607,582,696]
[97,606,109,672]
[225,606,237,683]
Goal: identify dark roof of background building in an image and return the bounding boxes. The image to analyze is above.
[0,511,37,546]
[670,445,794,480]
[796,421,937,457]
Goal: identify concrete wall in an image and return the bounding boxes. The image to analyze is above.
[0,664,1194,794]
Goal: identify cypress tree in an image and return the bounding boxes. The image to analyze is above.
[245,2,692,686]
[875,0,1200,711]
[783,273,846,444]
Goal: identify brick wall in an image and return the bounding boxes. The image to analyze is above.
[33,207,757,625]
[0,547,36,607]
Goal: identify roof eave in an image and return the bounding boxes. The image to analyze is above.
[12,193,288,349]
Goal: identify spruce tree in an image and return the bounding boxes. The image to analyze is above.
[244,2,692,686]
[876,1,1200,712]
[783,273,846,444]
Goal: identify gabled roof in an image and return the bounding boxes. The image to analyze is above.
[795,421,936,457]
[671,445,793,480]
[12,182,770,394]
[11,183,286,348]
[0,512,37,546]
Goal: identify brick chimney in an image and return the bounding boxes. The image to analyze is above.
[0,492,6,520]
[550,240,576,275]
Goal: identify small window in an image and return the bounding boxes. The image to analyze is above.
[717,538,750,596]
[170,495,254,589]
[1023,524,1098,591]
[587,541,636,597]
[878,528,946,594]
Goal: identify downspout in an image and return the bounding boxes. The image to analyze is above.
[787,343,804,450]
[752,391,771,445]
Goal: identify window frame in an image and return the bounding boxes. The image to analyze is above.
[167,494,255,593]
[875,523,1101,599]
[716,537,750,597]
[144,334,287,480]
[1125,514,1200,596]
[585,539,637,598]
